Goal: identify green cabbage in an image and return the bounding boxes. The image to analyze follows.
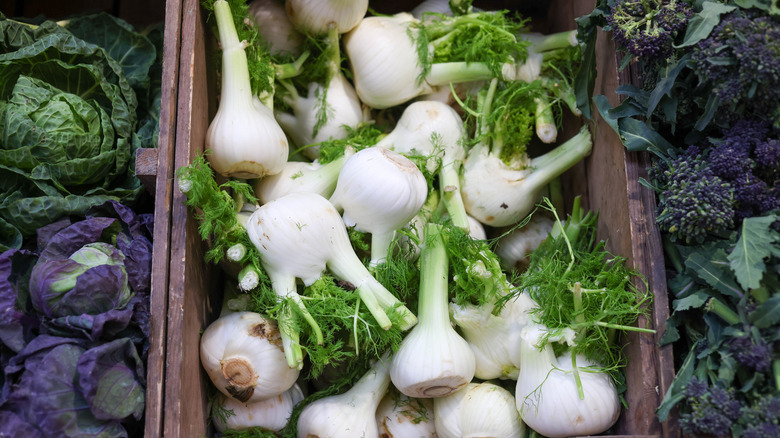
[0,13,161,250]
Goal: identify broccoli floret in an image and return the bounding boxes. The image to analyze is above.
[727,335,773,372]
[706,119,780,219]
[755,138,780,183]
[652,152,735,244]
[680,377,742,436]
[692,11,780,124]
[606,0,693,62]
[739,395,780,438]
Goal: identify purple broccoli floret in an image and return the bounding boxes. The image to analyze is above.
[727,335,773,372]
[680,377,742,436]
[706,119,780,219]
[740,395,780,438]
[653,152,735,244]
[607,0,693,62]
[692,11,780,123]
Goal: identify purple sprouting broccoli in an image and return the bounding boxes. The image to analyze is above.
[651,150,735,245]
[739,395,780,438]
[727,335,773,372]
[692,10,780,123]
[606,0,693,62]
[707,119,780,220]
[679,377,742,436]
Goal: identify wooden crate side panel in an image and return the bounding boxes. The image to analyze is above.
[547,1,672,436]
[144,0,183,436]
[164,0,216,436]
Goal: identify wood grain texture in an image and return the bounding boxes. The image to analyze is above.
[135,148,158,193]
[164,0,218,436]
[144,0,183,436]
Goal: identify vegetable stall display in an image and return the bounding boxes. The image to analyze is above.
[0,9,162,437]
[580,1,780,437]
[174,0,659,436]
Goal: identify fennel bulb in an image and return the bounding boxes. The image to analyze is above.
[375,389,437,438]
[495,213,555,271]
[248,0,304,56]
[374,100,470,231]
[344,11,554,109]
[245,192,417,334]
[390,223,476,398]
[199,311,299,403]
[285,0,368,35]
[297,356,391,438]
[461,126,593,227]
[343,13,432,109]
[434,382,525,438]
[253,147,354,204]
[449,291,537,380]
[206,0,289,179]
[275,26,363,160]
[329,146,428,267]
[515,323,620,438]
[212,383,304,432]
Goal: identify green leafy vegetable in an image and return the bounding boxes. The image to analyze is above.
[727,214,780,290]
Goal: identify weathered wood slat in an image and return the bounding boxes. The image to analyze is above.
[144,0,184,436]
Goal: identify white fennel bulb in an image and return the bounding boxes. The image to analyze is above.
[515,323,621,438]
[495,214,555,271]
[253,147,354,204]
[343,13,433,109]
[285,0,368,35]
[375,388,437,438]
[200,311,299,403]
[297,355,391,438]
[461,126,592,227]
[374,100,471,231]
[450,291,537,380]
[329,146,428,267]
[248,0,304,56]
[411,0,453,19]
[206,0,288,179]
[212,383,304,432]
[434,382,525,438]
[245,192,417,334]
[276,73,363,159]
[390,223,476,398]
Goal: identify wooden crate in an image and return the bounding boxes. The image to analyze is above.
[165,0,675,436]
[0,1,183,437]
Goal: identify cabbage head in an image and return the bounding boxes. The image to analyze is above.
[0,12,160,250]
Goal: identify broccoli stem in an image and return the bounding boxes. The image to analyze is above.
[774,358,780,392]
[704,297,740,325]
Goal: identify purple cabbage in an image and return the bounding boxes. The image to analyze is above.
[0,335,144,437]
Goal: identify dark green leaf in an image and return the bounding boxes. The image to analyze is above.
[646,54,692,118]
[693,92,719,132]
[727,215,780,290]
[617,117,676,157]
[748,295,780,328]
[685,251,744,300]
[63,13,157,93]
[673,290,710,311]
[676,2,737,48]
[657,343,698,421]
